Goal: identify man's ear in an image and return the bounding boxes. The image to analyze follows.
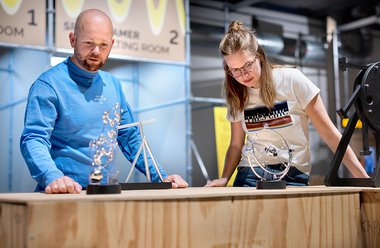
[69,32,75,48]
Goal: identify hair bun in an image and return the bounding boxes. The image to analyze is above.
[228,20,243,33]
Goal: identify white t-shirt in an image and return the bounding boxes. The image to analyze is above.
[227,67,320,174]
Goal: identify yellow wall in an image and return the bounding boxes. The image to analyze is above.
[213,106,237,186]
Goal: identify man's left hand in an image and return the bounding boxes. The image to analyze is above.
[163,174,188,188]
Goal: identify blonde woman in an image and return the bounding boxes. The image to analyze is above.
[207,20,368,187]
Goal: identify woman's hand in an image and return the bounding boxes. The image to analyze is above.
[205,178,228,187]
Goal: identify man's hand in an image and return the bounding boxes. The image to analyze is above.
[163,174,188,188]
[45,176,82,194]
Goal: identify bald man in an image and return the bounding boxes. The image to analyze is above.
[20,9,188,194]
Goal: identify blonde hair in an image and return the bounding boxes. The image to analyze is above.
[219,20,276,118]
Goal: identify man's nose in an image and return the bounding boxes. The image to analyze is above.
[92,45,100,54]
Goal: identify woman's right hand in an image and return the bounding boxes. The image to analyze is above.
[205,178,228,187]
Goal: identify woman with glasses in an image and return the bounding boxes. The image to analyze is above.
[206,20,368,187]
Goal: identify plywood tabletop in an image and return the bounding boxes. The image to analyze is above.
[0,185,373,204]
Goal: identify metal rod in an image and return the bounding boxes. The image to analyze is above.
[139,122,151,182]
[185,0,192,185]
[332,29,341,127]
[191,96,226,104]
[338,15,378,32]
[336,85,361,119]
[124,140,144,183]
[47,0,54,50]
[117,119,155,130]
[325,113,359,185]
[190,140,210,182]
[0,97,27,111]
[144,138,164,182]
[339,57,369,71]
[132,63,139,122]
[7,50,15,191]
[0,42,48,51]
[134,98,186,113]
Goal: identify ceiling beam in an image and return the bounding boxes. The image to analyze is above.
[338,15,380,32]
[229,0,264,10]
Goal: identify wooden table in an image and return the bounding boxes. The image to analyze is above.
[0,186,378,247]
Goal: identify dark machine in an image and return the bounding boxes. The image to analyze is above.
[325,57,380,187]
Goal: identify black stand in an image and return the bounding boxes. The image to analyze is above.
[120,182,172,190]
[86,184,121,194]
[324,58,380,187]
[324,113,380,186]
[257,180,286,189]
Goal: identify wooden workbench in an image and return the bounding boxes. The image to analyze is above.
[0,186,378,247]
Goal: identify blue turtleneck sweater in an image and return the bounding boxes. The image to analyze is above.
[20,58,166,191]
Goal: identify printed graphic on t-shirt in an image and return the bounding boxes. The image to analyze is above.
[94,95,107,104]
[244,100,293,131]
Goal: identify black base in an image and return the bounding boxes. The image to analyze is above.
[120,182,172,190]
[256,180,286,189]
[86,184,121,194]
[325,177,376,187]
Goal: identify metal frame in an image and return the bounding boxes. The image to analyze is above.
[323,12,380,187]
[324,59,380,187]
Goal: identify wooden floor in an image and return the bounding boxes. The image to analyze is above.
[0,186,379,248]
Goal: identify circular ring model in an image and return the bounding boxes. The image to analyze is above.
[242,127,293,181]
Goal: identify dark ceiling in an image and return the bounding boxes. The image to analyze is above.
[189,0,380,64]
[222,0,380,26]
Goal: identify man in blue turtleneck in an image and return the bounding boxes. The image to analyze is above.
[20,9,188,194]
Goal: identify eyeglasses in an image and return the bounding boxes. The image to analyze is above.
[228,58,256,78]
